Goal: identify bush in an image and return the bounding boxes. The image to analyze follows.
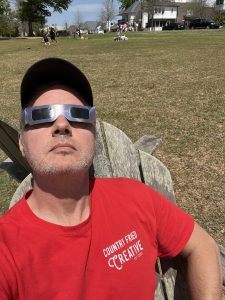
[0,14,19,37]
[213,11,225,26]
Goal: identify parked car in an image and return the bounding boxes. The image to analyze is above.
[189,19,220,29]
[162,22,185,30]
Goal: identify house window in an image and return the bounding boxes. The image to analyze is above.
[155,7,162,14]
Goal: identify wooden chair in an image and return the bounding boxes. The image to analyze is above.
[1,119,224,299]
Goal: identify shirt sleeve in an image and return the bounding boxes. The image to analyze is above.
[150,188,195,258]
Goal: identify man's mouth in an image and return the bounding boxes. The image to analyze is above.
[50,143,75,151]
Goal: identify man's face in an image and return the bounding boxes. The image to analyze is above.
[19,87,96,176]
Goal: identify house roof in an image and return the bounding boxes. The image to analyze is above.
[83,21,99,30]
[68,21,100,32]
[54,25,66,31]
[153,2,179,7]
[68,25,76,32]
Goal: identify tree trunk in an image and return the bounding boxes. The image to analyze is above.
[108,20,111,32]
[151,15,154,30]
[28,20,33,37]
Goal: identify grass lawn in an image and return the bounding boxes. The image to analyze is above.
[0,30,224,247]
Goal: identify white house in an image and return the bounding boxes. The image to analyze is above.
[215,0,225,10]
[119,0,216,31]
[146,4,179,30]
[120,1,181,30]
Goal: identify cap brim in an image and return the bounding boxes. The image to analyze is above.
[20,57,93,108]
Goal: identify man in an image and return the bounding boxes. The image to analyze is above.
[0,58,222,299]
[49,27,57,43]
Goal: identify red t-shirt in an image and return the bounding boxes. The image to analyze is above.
[0,178,194,300]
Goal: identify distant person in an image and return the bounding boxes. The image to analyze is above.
[78,28,81,38]
[74,28,81,39]
[43,34,50,46]
[49,27,57,43]
[134,22,139,32]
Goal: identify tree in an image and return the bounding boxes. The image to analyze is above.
[100,0,116,32]
[146,0,157,30]
[187,0,210,18]
[118,0,135,10]
[0,0,10,15]
[213,11,225,25]
[17,0,72,36]
[64,20,68,31]
[0,0,19,36]
[74,8,83,28]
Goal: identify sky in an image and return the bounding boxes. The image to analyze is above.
[47,0,120,27]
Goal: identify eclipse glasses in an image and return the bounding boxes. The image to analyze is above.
[21,104,96,128]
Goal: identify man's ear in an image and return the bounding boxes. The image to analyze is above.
[18,131,25,157]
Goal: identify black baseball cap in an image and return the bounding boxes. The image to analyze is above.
[20,57,93,108]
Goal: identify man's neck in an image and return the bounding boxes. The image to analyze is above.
[26,172,91,226]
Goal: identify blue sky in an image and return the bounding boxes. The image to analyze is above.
[47,0,120,26]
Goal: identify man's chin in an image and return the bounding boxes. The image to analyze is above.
[32,162,91,176]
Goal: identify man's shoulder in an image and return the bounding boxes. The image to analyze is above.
[0,197,25,229]
[91,177,156,203]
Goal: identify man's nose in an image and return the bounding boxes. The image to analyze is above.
[52,115,72,136]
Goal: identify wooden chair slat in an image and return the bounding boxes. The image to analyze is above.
[95,121,108,157]
[10,174,32,208]
[138,150,176,204]
[219,245,225,286]
[101,121,141,180]
[160,257,191,300]
[0,120,30,174]
[134,135,162,155]
[90,121,112,178]
[155,273,166,300]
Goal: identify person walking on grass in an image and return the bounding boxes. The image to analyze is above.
[49,27,57,43]
[43,34,50,46]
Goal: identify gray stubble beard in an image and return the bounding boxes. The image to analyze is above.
[24,147,95,176]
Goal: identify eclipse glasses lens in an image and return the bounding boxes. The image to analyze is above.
[22,104,96,128]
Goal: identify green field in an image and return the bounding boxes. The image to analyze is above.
[0,30,224,246]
